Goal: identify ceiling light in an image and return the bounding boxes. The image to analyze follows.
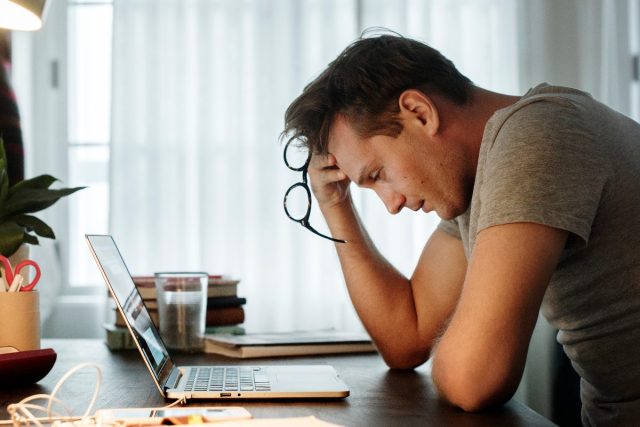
[0,0,48,31]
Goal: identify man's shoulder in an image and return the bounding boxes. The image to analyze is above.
[493,85,590,136]
[483,86,599,159]
[525,82,591,99]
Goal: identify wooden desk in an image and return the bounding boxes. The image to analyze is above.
[0,340,554,426]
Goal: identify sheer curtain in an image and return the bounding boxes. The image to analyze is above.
[517,0,632,111]
[110,0,519,334]
[111,0,360,332]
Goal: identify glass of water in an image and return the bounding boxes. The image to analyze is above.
[154,272,208,352]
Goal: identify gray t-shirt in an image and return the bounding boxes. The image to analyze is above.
[439,84,640,426]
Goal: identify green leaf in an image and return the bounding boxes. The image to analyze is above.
[0,221,25,256]
[0,169,8,205]
[0,186,86,218]
[22,232,39,246]
[7,175,58,198]
[0,136,86,246]
[12,214,55,239]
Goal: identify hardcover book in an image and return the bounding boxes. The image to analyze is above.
[131,275,241,299]
[207,283,238,298]
[206,306,245,326]
[207,296,246,308]
[203,329,376,358]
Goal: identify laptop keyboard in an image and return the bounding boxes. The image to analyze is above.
[184,367,271,392]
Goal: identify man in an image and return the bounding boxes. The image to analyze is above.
[282,34,640,426]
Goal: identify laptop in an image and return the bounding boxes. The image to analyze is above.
[86,234,350,400]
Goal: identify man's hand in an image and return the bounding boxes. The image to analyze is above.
[308,153,351,209]
[306,152,467,370]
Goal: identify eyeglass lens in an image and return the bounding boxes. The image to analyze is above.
[283,140,347,243]
[284,141,310,171]
[284,184,310,221]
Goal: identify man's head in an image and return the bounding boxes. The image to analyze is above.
[282,34,477,219]
[282,34,473,155]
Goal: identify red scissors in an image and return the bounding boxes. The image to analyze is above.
[0,256,41,292]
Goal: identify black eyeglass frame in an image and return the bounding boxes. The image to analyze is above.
[283,141,347,244]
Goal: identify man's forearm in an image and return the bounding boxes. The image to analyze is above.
[321,199,444,368]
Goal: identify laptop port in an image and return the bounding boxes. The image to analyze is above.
[220,393,231,397]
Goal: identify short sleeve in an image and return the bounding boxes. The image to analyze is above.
[477,100,610,245]
[437,218,461,239]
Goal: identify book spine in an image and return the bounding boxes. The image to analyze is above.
[204,325,246,335]
[202,342,377,358]
[207,285,238,298]
[241,343,377,358]
[206,306,245,326]
[206,296,246,309]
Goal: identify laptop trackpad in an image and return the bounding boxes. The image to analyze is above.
[275,369,342,391]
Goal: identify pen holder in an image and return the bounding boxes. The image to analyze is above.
[0,291,40,352]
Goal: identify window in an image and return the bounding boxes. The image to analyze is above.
[67,0,113,288]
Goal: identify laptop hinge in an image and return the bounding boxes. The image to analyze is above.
[165,367,182,391]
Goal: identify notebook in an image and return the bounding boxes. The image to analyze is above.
[86,234,350,400]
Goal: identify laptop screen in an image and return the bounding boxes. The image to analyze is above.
[86,235,171,383]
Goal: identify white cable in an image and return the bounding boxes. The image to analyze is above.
[48,363,102,419]
[3,363,187,427]
[7,395,73,427]
[5,364,102,427]
[161,397,187,409]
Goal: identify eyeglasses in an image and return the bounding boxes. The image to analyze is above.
[283,140,347,243]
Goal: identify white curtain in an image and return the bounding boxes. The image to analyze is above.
[110,0,520,334]
[517,0,632,112]
[111,0,361,333]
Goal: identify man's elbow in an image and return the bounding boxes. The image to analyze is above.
[432,360,518,412]
[378,344,431,370]
[438,383,513,413]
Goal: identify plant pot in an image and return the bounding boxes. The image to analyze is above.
[0,290,40,351]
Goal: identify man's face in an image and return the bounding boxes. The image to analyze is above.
[327,115,471,220]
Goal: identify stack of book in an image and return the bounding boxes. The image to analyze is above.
[105,274,245,350]
[206,276,246,335]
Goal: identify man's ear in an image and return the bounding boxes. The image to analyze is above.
[398,90,440,136]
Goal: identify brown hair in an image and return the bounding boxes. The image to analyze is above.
[282,33,473,154]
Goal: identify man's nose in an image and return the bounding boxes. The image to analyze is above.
[377,188,405,214]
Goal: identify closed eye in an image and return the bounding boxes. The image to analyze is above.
[356,165,382,187]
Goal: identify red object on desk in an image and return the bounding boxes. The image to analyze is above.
[0,348,57,386]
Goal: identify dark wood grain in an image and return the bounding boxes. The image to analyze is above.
[0,340,555,426]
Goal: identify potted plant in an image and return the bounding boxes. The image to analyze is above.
[0,136,85,257]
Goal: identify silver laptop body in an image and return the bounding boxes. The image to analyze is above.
[86,234,350,400]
